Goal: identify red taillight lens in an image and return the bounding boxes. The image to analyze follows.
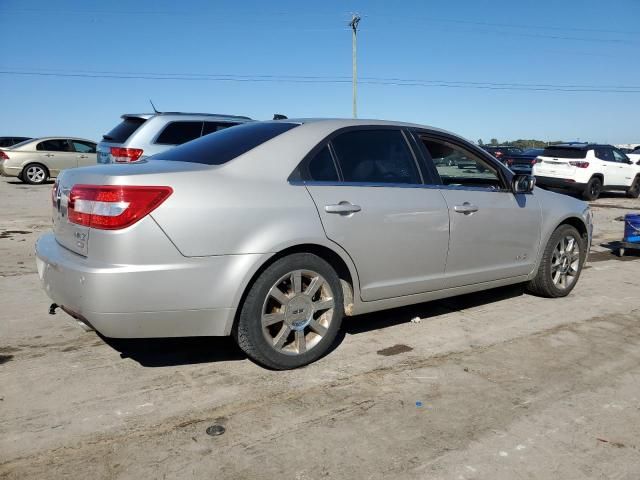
[531,157,541,165]
[495,151,503,157]
[110,147,143,163]
[506,158,514,166]
[68,185,173,230]
[569,161,590,168]
[0,150,9,160]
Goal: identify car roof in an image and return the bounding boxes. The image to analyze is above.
[11,136,96,146]
[121,112,252,121]
[279,118,456,135]
[546,143,613,151]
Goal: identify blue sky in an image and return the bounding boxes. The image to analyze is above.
[1,0,639,144]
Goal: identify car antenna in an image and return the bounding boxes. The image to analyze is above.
[149,99,161,114]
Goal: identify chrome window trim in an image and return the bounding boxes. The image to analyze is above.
[289,179,510,193]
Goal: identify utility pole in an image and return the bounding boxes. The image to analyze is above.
[349,14,361,119]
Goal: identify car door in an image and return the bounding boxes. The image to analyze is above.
[594,148,623,186]
[414,133,542,287]
[35,139,78,174]
[301,128,450,301]
[71,140,97,166]
[611,148,635,187]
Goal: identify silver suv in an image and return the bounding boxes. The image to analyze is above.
[97,112,252,164]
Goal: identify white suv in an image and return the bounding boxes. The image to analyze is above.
[533,144,640,200]
[97,112,252,164]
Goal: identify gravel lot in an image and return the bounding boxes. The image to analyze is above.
[1,177,639,479]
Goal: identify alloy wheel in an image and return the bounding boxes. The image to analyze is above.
[551,235,581,289]
[26,165,46,184]
[261,269,335,355]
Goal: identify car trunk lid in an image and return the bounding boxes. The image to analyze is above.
[51,160,211,256]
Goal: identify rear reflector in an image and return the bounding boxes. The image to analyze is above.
[68,185,173,230]
[569,161,590,168]
[110,147,143,163]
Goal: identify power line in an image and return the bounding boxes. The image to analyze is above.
[1,69,640,93]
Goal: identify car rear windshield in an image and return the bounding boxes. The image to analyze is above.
[102,117,147,143]
[155,122,298,165]
[542,147,587,159]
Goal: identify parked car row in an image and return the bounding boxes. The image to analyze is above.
[0,112,253,184]
[481,144,640,200]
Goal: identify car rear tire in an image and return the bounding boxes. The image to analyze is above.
[526,224,586,298]
[22,163,49,185]
[626,176,640,198]
[582,177,602,201]
[233,253,344,370]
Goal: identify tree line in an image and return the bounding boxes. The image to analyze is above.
[477,138,564,148]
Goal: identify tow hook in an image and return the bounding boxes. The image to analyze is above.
[49,303,59,315]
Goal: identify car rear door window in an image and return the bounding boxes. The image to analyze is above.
[103,117,147,143]
[306,145,339,181]
[37,139,72,152]
[595,148,614,162]
[202,122,239,136]
[155,122,298,165]
[155,121,204,145]
[331,129,421,184]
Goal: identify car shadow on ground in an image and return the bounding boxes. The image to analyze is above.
[101,284,526,368]
[100,335,247,367]
[5,180,54,186]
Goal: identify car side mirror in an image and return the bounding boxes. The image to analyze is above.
[512,174,535,194]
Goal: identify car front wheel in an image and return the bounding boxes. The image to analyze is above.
[626,176,640,198]
[526,224,586,298]
[234,253,344,369]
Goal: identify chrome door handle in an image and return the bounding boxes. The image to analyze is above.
[78,155,88,158]
[44,153,54,157]
[454,202,479,214]
[325,202,362,215]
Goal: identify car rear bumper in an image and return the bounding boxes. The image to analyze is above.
[35,233,266,338]
[534,176,586,191]
[0,163,20,177]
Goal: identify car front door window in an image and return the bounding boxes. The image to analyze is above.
[419,136,504,190]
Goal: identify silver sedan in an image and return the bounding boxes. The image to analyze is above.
[36,119,592,369]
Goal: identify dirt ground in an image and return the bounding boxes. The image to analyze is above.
[1,177,639,479]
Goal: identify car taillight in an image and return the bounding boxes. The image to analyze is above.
[0,150,9,160]
[110,147,143,163]
[495,151,503,157]
[532,157,542,165]
[569,161,589,168]
[506,158,514,166]
[68,185,173,230]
